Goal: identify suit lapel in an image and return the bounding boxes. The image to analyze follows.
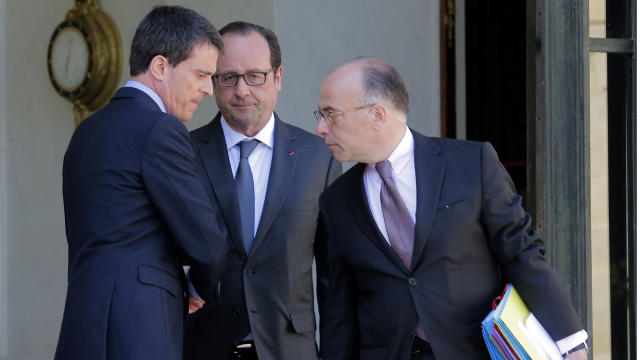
[249,116,298,258]
[196,115,246,256]
[346,164,410,273]
[411,132,445,270]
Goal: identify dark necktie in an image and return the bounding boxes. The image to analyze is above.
[235,139,260,253]
[375,160,427,341]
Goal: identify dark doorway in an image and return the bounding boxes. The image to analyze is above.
[605,0,636,358]
[463,1,528,204]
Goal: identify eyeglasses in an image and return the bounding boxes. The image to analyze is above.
[214,68,274,87]
[313,104,375,126]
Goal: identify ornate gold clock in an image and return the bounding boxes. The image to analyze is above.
[47,0,122,125]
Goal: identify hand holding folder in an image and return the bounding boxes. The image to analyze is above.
[481,283,564,360]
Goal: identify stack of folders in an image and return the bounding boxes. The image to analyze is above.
[481,283,563,360]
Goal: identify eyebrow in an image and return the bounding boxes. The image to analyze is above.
[320,106,337,112]
[197,69,215,76]
[217,68,272,75]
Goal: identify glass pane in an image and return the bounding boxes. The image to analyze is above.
[589,0,610,351]
[589,0,606,37]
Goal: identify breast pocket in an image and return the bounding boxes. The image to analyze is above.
[434,199,470,220]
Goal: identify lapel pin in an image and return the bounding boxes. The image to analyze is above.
[288,151,295,156]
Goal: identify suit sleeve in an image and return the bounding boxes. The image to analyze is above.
[318,194,359,360]
[141,116,229,286]
[315,156,343,312]
[479,142,583,340]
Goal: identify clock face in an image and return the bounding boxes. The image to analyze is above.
[49,25,90,91]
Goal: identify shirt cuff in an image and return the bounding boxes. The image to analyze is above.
[555,330,588,354]
[184,268,203,301]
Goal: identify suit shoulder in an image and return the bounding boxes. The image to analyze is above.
[422,134,483,149]
[414,133,487,158]
[188,116,222,150]
[279,121,333,158]
[72,102,174,147]
[281,122,325,145]
[189,121,211,143]
[322,163,362,202]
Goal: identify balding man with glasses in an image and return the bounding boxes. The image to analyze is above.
[315,57,588,360]
[184,21,341,360]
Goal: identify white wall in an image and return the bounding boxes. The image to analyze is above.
[274,0,440,137]
[0,0,8,356]
[0,1,440,358]
[4,0,75,358]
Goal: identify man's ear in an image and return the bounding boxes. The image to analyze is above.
[371,104,387,130]
[273,65,283,91]
[149,55,169,80]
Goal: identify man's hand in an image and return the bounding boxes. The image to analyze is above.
[188,295,205,314]
[564,348,587,360]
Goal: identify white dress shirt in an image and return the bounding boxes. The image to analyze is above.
[124,80,167,113]
[220,114,274,237]
[362,125,587,353]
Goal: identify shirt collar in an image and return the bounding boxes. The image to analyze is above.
[368,125,414,174]
[220,113,275,150]
[124,80,167,113]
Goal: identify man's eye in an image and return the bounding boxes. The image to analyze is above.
[246,73,262,81]
[220,74,236,81]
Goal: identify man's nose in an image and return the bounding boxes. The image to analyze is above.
[233,77,251,97]
[316,118,329,136]
[202,78,213,96]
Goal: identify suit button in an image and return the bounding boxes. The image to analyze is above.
[244,268,253,276]
[408,278,418,286]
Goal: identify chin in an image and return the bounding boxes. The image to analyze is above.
[179,115,193,122]
[331,152,347,163]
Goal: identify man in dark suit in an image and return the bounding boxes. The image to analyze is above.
[54,6,229,360]
[183,22,341,360]
[314,57,588,360]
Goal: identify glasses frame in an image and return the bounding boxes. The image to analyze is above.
[214,68,275,87]
[313,104,375,126]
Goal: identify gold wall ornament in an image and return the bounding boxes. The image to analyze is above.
[47,0,122,126]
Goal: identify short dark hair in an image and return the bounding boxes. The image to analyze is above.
[218,21,281,69]
[355,57,410,115]
[129,6,224,76]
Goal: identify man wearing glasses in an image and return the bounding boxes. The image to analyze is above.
[184,22,341,360]
[315,57,588,359]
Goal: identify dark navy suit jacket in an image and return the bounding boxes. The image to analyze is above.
[54,87,229,360]
[319,130,583,360]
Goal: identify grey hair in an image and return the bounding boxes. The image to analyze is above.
[352,57,409,115]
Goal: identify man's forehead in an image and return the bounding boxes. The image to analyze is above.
[181,43,218,69]
[321,73,360,98]
[217,33,271,71]
[220,31,269,56]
